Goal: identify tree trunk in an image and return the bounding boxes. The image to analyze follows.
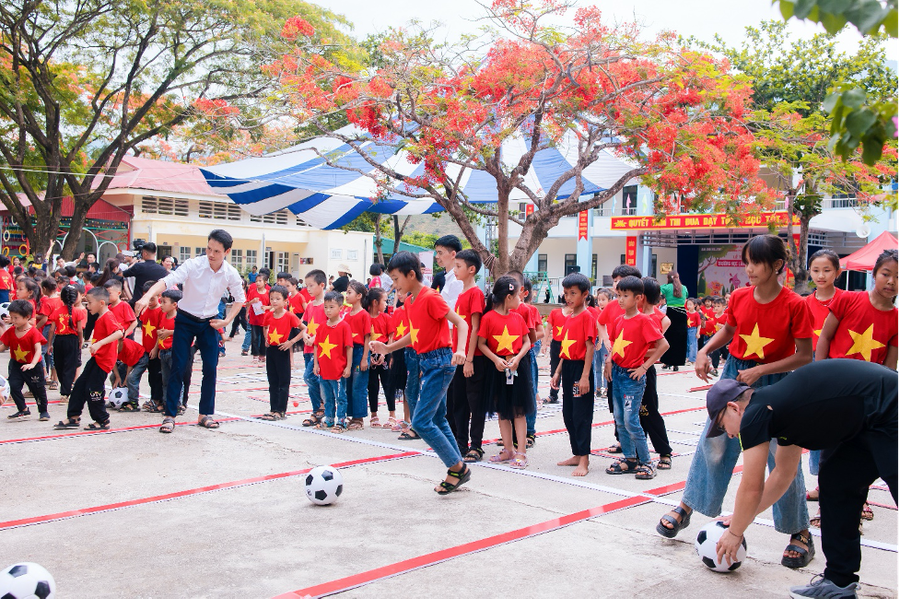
[392,215,410,257]
[495,188,510,275]
[373,213,384,265]
[792,214,812,293]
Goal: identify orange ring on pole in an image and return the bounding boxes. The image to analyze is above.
[1,247,8,256]
[18,244,28,256]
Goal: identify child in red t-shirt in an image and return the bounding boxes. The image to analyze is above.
[543,303,572,404]
[104,279,136,338]
[685,297,701,364]
[637,277,674,470]
[153,289,181,414]
[314,291,353,431]
[478,276,533,469]
[54,286,124,431]
[369,252,471,495]
[0,300,48,420]
[343,280,372,430]
[593,288,614,400]
[113,338,145,394]
[805,249,843,357]
[37,278,63,391]
[246,268,271,364]
[706,297,729,375]
[300,270,327,427]
[604,276,668,480]
[365,288,397,429]
[261,285,304,420]
[388,300,415,434]
[47,285,86,401]
[550,272,598,478]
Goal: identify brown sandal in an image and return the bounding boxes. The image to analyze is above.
[159,417,175,434]
[347,418,364,431]
[197,415,220,429]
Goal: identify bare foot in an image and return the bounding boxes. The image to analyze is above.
[572,456,589,477]
[557,455,581,466]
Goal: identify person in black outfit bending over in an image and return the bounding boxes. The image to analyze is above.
[706,359,897,599]
[122,242,168,308]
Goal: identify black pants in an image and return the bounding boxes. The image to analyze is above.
[180,344,199,406]
[148,357,162,402]
[265,345,291,413]
[67,358,109,423]
[389,349,406,401]
[83,311,97,341]
[661,306,687,367]
[548,340,561,400]
[561,359,594,456]
[8,359,47,413]
[709,345,729,369]
[698,333,711,352]
[450,356,488,454]
[639,366,672,456]
[368,360,394,413]
[53,334,80,396]
[250,324,266,357]
[820,429,898,587]
[230,307,248,338]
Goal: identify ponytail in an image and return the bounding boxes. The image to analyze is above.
[61,285,78,331]
[363,287,385,312]
[485,276,520,313]
[668,271,683,298]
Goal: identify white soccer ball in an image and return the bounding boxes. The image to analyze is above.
[0,302,9,321]
[0,375,10,401]
[695,521,747,572]
[107,387,128,409]
[304,465,343,505]
[0,562,56,598]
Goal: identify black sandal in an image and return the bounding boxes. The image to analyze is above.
[159,417,175,434]
[635,462,657,480]
[658,455,672,470]
[607,442,623,454]
[656,506,692,538]
[526,434,536,449]
[53,418,81,430]
[84,420,110,431]
[198,415,220,429]
[781,532,815,569]
[260,412,279,421]
[606,458,638,475]
[118,403,140,412]
[302,411,324,427]
[398,430,420,441]
[436,465,471,495]
[463,448,484,463]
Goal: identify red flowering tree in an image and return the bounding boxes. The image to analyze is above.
[267,0,768,274]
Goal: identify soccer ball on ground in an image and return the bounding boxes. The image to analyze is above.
[305,465,343,505]
[0,562,56,598]
[106,387,128,409]
[0,375,10,404]
[0,302,9,322]
[695,521,747,572]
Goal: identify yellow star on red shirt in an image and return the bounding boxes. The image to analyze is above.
[560,332,577,359]
[13,346,29,362]
[409,324,419,346]
[142,320,156,337]
[268,328,284,345]
[493,325,518,355]
[611,330,632,358]
[306,317,319,338]
[395,321,408,339]
[370,324,384,343]
[318,335,337,359]
[555,325,563,338]
[845,324,885,362]
[740,324,775,360]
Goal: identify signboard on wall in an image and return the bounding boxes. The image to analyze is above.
[577,211,588,240]
[697,245,746,296]
[625,236,637,266]
[611,211,800,231]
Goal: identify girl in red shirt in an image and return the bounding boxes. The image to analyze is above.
[343,280,371,431]
[659,234,814,570]
[477,276,533,469]
[246,268,271,364]
[806,249,843,356]
[260,285,304,420]
[365,288,396,429]
[47,285,87,401]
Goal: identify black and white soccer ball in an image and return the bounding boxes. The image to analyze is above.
[0,375,10,403]
[0,562,56,598]
[106,387,128,409]
[304,465,343,505]
[695,521,747,572]
[0,302,9,322]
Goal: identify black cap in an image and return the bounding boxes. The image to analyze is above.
[705,378,751,438]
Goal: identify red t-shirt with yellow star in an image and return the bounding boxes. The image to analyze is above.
[316,320,352,380]
[699,306,716,336]
[406,287,451,354]
[513,303,538,330]
[139,306,161,352]
[39,296,63,320]
[49,305,87,337]
[1,326,46,364]
[609,313,664,369]
[826,290,898,364]
[686,311,701,329]
[391,305,410,340]
[477,310,529,357]
[453,286,485,355]
[726,286,812,363]
[118,338,146,367]
[109,300,135,331]
[547,308,567,342]
[559,309,597,361]
[288,293,306,315]
[246,284,270,326]
[263,310,301,347]
[0,269,12,291]
[302,302,326,355]
[598,301,625,328]
[343,309,371,346]
[369,312,392,344]
[91,311,123,372]
[156,311,176,350]
[805,288,844,351]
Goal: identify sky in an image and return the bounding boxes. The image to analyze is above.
[315,0,899,63]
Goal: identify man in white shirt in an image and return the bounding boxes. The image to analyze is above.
[135,229,245,433]
[434,235,464,317]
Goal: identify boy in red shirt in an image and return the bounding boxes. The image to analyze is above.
[314,291,353,431]
[246,267,271,364]
[550,272,597,477]
[369,251,471,494]
[104,279,136,338]
[0,300,48,420]
[261,285,304,420]
[112,338,146,412]
[0,256,13,303]
[544,303,571,404]
[153,289,181,413]
[132,280,163,412]
[707,297,729,376]
[37,277,63,391]
[54,286,123,430]
[301,269,327,427]
[603,276,669,480]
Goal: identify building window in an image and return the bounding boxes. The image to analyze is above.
[141,196,188,217]
[330,248,343,260]
[621,185,638,216]
[249,210,290,225]
[564,253,578,275]
[537,254,547,274]
[276,252,289,274]
[231,249,243,269]
[194,247,204,257]
[198,201,242,221]
[347,250,358,261]
[246,249,257,268]
[179,247,192,263]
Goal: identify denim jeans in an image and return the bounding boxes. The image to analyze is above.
[686,326,698,363]
[526,344,539,436]
[404,347,420,420]
[611,363,651,464]
[682,356,809,533]
[159,348,172,405]
[320,378,347,426]
[303,353,322,413]
[348,344,369,419]
[166,312,220,417]
[593,341,608,391]
[241,328,252,352]
[809,450,820,476]
[126,353,150,403]
[411,347,462,468]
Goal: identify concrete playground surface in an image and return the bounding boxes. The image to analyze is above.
[0,344,896,598]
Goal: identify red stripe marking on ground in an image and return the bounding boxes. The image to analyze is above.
[274,495,650,599]
[0,451,418,531]
[689,384,713,393]
[866,500,897,511]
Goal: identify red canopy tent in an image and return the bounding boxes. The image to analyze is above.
[840,230,898,271]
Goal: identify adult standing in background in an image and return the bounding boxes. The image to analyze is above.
[660,271,688,371]
[135,229,245,433]
[434,235,463,311]
[162,256,174,273]
[121,242,168,308]
[332,264,351,294]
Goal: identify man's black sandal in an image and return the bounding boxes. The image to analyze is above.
[656,506,692,539]
[436,465,471,495]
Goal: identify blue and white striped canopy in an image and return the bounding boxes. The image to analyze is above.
[201,125,637,229]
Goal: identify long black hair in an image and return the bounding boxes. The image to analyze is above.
[485,275,520,313]
[363,287,385,313]
[60,285,79,331]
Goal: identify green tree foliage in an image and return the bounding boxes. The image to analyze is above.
[776,0,898,36]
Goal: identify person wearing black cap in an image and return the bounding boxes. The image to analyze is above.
[706,359,897,599]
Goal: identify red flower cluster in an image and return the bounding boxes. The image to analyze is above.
[281,16,314,40]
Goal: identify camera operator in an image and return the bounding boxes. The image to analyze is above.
[122,241,168,308]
